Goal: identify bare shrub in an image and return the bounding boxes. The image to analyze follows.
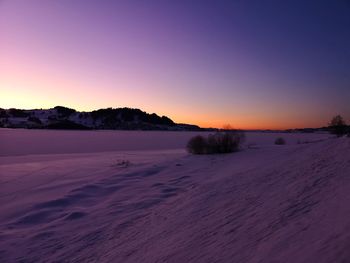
[187,135,208,154]
[187,131,245,154]
[275,137,286,145]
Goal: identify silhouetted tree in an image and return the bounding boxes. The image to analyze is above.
[329,115,347,137]
[91,107,175,126]
[9,108,28,118]
[0,108,8,118]
[54,106,76,117]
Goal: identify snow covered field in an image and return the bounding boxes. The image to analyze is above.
[0,128,330,156]
[1,129,349,262]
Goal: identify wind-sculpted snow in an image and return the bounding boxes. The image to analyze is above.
[0,132,349,262]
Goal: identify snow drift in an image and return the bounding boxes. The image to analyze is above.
[0,131,349,262]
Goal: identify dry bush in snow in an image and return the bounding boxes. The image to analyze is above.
[187,130,245,154]
[186,135,208,154]
[275,137,286,145]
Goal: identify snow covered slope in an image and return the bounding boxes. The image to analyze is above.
[0,134,349,262]
[0,107,201,131]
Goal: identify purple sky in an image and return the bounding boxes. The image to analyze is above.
[1,0,349,129]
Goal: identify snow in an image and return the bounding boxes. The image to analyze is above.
[0,128,329,156]
[1,129,349,262]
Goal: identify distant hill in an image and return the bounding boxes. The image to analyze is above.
[0,106,207,131]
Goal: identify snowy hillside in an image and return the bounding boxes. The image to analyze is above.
[0,106,202,131]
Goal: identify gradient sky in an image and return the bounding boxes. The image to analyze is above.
[1,0,349,129]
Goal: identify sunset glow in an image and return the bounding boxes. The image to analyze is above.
[1,0,349,129]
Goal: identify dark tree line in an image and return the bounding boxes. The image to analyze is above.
[90,107,175,126]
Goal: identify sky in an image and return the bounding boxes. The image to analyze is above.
[0,0,349,129]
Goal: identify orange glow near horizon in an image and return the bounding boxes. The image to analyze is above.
[0,62,342,130]
[1,1,349,131]
[0,81,335,130]
[0,66,342,130]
